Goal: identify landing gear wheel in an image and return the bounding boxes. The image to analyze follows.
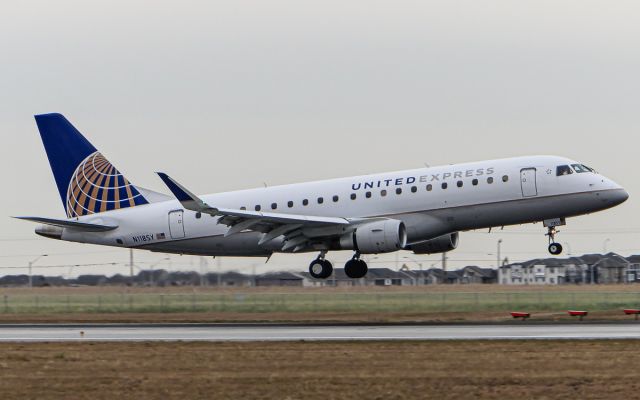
[309,259,333,279]
[545,225,563,255]
[345,259,368,279]
[548,242,563,255]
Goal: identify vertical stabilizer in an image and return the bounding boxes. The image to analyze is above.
[34,113,148,217]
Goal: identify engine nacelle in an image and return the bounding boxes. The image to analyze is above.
[409,232,459,254]
[340,219,407,254]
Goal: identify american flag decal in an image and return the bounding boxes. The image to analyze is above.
[157,233,166,240]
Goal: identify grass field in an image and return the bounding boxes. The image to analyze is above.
[1,285,640,322]
[1,340,640,399]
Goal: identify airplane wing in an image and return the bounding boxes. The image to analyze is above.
[14,216,118,232]
[156,172,357,251]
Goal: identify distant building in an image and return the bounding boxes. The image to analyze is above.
[301,268,412,287]
[625,255,640,282]
[75,275,109,286]
[499,258,571,285]
[459,266,498,284]
[205,271,253,287]
[255,272,304,287]
[499,253,633,285]
[0,275,30,287]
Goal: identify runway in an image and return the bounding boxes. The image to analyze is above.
[1,323,640,341]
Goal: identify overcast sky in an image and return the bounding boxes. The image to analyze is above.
[1,1,639,277]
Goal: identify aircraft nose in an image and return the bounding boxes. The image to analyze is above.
[617,188,630,204]
[608,188,629,206]
[601,176,629,205]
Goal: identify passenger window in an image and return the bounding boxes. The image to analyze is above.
[303,199,309,206]
[456,181,463,188]
[195,212,202,219]
[502,175,509,182]
[426,184,432,191]
[317,197,324,204]
[287,201,294,208]
[381,190,387,197]
[333,195,339,203]
[255,205,261,211]
[396,188,402,195]
[366,191,372,198]
[350,193,357,200]
[271,203,277,210]
[556,165,573,176]
[411,186,417,193]
[487,177,494,184]
[472,179,478,186]
[441,182,448,189]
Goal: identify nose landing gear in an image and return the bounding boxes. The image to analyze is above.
[546,226,563,255]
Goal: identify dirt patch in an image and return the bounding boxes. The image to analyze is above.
[1,340,639,399]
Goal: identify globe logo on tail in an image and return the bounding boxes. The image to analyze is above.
[66,152,147,218]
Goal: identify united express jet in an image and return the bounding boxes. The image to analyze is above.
[17,114,629,279]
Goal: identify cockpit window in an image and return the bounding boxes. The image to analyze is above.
[556,165,573,176]
[571,164,596,173]
[572,164,588,173]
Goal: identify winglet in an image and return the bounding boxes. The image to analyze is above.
[156,172,218,214]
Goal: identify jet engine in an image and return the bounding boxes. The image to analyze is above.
[340,219,407,254]
[409,232,459,254]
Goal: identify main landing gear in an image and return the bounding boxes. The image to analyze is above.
[308,252,369,279]
[309,251,333,279]
[546,226,563,256]
[344,253,368,279]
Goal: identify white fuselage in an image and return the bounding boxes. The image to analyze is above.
[53,155,627,257]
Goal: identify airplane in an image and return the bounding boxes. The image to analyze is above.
[17,113,629,279]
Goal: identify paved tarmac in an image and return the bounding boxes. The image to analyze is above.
[1,323,640,341]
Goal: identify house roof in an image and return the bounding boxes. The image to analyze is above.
[463,266,497,278]
[257,272,303,280]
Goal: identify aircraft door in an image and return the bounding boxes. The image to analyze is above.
[168,210,186,239]
[520,168,538,197]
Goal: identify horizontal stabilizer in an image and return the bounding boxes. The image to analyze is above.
[14,217,118,232]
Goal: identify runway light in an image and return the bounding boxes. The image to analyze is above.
[623,309,640,320]
[568,310,588,321]
[510,312,530,321]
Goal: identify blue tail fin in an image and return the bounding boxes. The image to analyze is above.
[34,113,148,218]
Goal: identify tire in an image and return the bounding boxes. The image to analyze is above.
[548,243,563,256]
[345,259,368,279]
[320,260,333,279]
[309,259,333,279]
